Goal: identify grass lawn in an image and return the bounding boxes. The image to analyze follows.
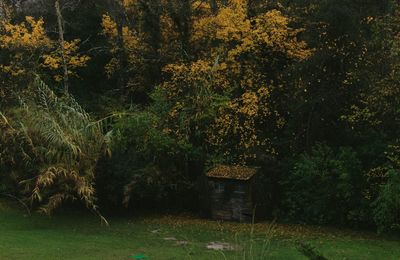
[0,200,399,259]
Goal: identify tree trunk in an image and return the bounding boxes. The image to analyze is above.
[55,0,69,95]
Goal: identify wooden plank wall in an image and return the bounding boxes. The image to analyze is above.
[209,179,253,222]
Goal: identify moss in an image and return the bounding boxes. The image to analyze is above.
[206,165,257,180]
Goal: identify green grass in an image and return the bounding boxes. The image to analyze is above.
[0,201,400,259]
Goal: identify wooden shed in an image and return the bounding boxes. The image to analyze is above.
[206,165,257,222]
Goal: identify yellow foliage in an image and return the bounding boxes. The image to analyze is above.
[0,16,90,82]
[192,0,250,44]
[0,16,51,49]
[210,86,274,162]
[98,0,310,162]
[42,39,90,82]
[123,27,141,56]
[101,14,144,78]
[0,64,25,76]
[162,59,231,100]
[192,2,311,62]
[101,14,118,38]
[123,0,136,8]
[161,0,311,162]
[104,58,120,78]
[0,16,51,79]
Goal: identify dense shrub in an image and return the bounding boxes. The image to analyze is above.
[284,144,367,225]
[373,169,400,233]
[0,110,30,196]
[96,110,200,211]
[372,145,400,233]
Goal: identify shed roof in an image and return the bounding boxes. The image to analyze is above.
[206,165,257,181]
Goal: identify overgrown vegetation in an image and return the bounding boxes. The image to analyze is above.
[1,0,400,236]
[1,77,110,221]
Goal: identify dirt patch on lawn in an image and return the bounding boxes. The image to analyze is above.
[206,242,240,251]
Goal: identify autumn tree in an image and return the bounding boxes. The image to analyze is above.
[101,0,193,99]
[0,15,89,93]
[0,16,52,95]
[160,0,311,164]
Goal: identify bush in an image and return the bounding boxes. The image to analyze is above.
[372,145,400,233]
[0,111,29,196]
[284,144,366,225]
[96,111,200,211]
[373,170,400,233]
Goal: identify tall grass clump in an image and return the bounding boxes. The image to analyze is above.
[0,77,111,222]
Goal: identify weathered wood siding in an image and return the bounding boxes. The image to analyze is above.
[208,179,253,222]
